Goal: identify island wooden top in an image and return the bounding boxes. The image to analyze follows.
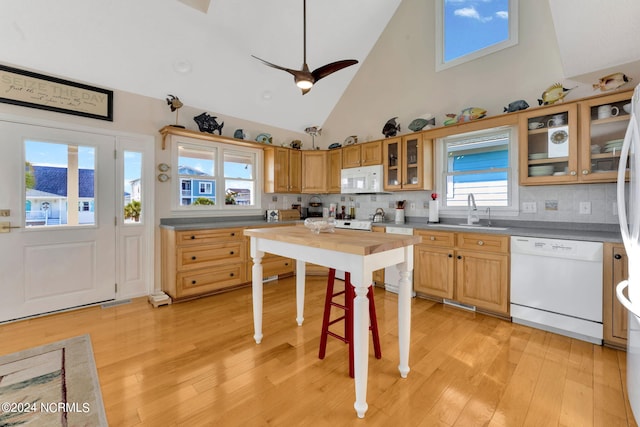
[244,226,422,256]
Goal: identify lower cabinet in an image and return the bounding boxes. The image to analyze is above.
[603,242,629,349]
[162,224,294,301]
[414,230,510,317]
[162,227,247,301]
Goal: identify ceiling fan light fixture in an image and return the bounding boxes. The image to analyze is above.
[296,78,314,90]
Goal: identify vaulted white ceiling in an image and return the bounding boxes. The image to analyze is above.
[1,0,402,132]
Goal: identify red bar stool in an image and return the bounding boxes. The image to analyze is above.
[318,268,382,378]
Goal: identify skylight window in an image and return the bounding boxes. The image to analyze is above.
[436,0,518,71]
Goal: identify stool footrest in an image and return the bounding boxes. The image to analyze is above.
[318,268,381,378]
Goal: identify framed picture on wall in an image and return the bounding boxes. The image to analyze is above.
[0,64,114,121]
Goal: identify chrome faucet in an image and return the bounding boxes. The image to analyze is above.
[467,193,480,225]
[486,207,491,227]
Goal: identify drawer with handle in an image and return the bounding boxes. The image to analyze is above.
[456,232,509,253]
[176,264,245,297]
[414,229,455,247]
[176,228,244,245]
[177,241,244,270]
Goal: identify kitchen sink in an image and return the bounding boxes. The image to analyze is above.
[426,223,510,231]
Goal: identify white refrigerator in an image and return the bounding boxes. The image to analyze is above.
[617,83,640,421]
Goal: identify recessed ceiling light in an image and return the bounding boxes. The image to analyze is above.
[173,60,192,74]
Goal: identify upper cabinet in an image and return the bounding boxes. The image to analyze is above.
[519,103,579,185]
[342,140,383,168]
[264,147,302,193]
[383,133,433,191]
[578,91,632,182]
[519,89,633,186]
[301,150,328,194]
[327,149,342,193]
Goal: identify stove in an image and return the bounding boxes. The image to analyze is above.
[334,219,372,231]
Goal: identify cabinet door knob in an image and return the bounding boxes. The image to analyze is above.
[191,280,196,285]
[448,253,453,258]
[231,232,235,236]
[457,255,462,260]
[430,236,436,241]
[477,240,484,246]
[285,262,289,266]
[230,251,235,255]
[230,272,235,277]
[190,235,196,240]
[582,169,589,175]
[191,256,196,260]
[614,254,622,260]
[570,170,577,176]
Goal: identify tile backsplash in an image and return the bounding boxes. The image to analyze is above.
[264,182,621,225]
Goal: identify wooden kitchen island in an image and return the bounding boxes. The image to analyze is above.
[244,225,421,418]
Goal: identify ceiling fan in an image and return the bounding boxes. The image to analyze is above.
[252,0,358,95]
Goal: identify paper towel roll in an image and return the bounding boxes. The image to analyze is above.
[429,200,439,223]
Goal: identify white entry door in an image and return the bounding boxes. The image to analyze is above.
[0,120,116,322]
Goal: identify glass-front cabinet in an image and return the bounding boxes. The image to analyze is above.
[519,103,579,185]
[383,137,402,190]
[383,133,433,191]
[579,90,632,182]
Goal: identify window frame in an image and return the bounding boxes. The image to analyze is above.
[171,138,262,214]
[435,0,518,72]
[435,125,519,216]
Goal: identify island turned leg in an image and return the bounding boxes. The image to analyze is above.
[296,259,306,326]
[251,239,264,344]
[397,246,413,378]
[352,274,370,418]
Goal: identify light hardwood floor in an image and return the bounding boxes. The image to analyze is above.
[1,276,637,426]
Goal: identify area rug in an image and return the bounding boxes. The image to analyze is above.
[0,334,107,426]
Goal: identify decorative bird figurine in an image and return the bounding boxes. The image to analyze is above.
[166,94,185,128]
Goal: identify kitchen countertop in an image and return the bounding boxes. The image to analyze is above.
[160,216,623,243]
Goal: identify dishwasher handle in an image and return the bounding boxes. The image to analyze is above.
[616,280,640,318]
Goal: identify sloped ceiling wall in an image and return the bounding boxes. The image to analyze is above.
[548,0,640,80]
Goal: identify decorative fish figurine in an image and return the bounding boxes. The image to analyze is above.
[328,142,342,150]
[503,99,529,113]
[382,117,401,137]
[304,126,322,136]
[256,133,273,144]
[593,72,631,92]
[166,94,183,111]
[290,140,302,149]
[443,107,487,126]
[193,112,224,134]
[408,116,436,132]
[538,83,575,106]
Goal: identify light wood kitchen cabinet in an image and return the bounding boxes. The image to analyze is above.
[161,227,247,301]
[263,146,301,193]
[603,242,629,349]
[383,133,433,191]
[578,90,632,182]
[519,89,633,186]
[519,103,579,185]
[413,229,510,317]
[342,140,383,168]
[301,150,328,193]
[327,148,342,193]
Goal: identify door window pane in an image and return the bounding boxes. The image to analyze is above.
[124,151,142,223]
[25,140,95,226]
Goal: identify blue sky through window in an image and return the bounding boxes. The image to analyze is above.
[444,0,510,62]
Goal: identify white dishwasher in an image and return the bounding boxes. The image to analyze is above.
[510,236,603,344]
[384,226,414,295]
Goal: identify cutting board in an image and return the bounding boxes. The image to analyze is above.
[279,209,301,220]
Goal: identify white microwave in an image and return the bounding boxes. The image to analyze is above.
[340,165,384,194]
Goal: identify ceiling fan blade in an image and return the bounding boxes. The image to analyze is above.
[252,55,314,83]
[311,59,358,82]
[251,55,297,74]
